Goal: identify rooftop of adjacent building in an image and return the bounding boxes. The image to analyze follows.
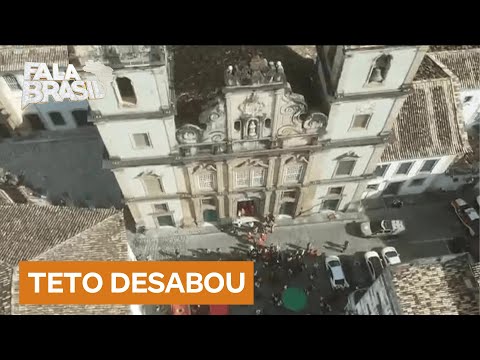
[0,204,131,315]
[381,55,470,162]
[429,47,480,90]
[0,45,68,73]
[429,45,480,52]
[413,55,450,81]
[173,45,319,127]
[390,253,479,315]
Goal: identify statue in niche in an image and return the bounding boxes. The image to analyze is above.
[248,120,257,137]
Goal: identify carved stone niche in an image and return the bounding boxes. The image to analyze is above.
[303,112,328,133]
[238,92,267,139]
[176,124,203,145]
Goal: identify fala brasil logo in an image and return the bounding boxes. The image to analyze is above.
[21,61,114,109]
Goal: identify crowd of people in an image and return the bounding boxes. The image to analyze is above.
[222,213,342,314]
[245,239,339,315]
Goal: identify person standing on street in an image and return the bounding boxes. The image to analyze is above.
[342,241,349,253]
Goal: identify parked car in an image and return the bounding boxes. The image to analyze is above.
[325,255,349,290]
[364,251,384,281]
[451,198,479,237]
[360,220,406,238]
[232,216,262,229]
[381,246,401,266]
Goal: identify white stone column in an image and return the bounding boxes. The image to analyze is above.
[215,161,224,192]
[272,190,282,215]
[301,156,313,186]
[216,194,225,219]
[225,92,234,140]
[266,158,276,187]
[276,155,288,187]
[263,191,272,217]
[192,197,202,226]
[180,198,195,228]
[186,165,197,195]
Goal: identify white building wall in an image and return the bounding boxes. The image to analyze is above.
[337,48,418,95]
[326,98,396,140]
[1,73,90,130]
[364,155,456,197]
[113,165,181,198]
[85,67,171,116]
[0,76,24,129]
[26,101,89,130]
[134,199,184,228]
[354,272,397,315]
[312,182,359,213]
[309,145,375,181]
[96,116,176,159]
[459,89,480,128]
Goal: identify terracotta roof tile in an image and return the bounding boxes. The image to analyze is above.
[414,55,449,81]
[0,204,117,266]
[0,205,132,315]
[0,46,68,73]
[0,184,28,204]
[391,254,479,315]
[0,261,11,315]
[429,45,480,52]
[430,50,480,90]
[381,77,468,162]
[9,212,132,315]
[471,263,480,286]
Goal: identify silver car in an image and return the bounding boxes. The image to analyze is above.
[325,255,349,290]
[360,220,405,238]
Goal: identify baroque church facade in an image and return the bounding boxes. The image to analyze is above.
[71,45,429,229]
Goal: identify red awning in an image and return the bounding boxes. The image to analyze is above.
[171,305,191,315]
[209,305,229,315]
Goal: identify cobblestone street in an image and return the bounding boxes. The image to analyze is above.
[132,190,476,315]
[130,220,383,315]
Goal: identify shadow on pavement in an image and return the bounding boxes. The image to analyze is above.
[324,241,344,252]
[344,221,363,238]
